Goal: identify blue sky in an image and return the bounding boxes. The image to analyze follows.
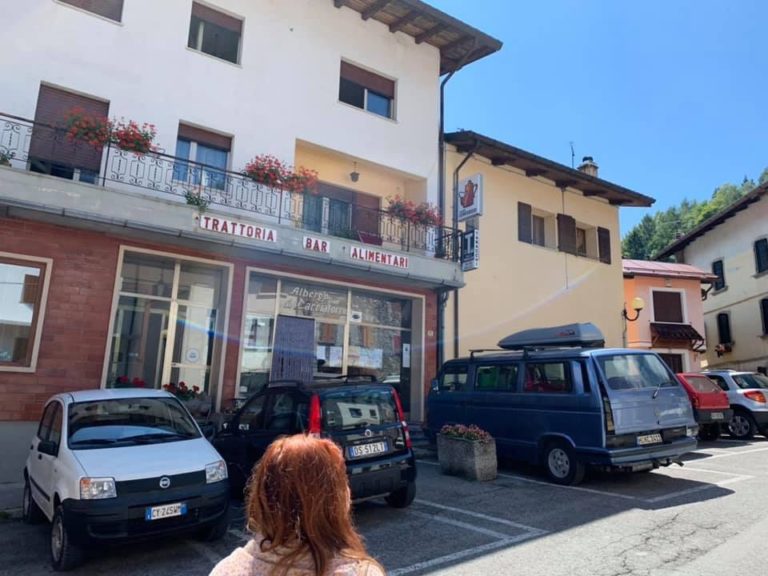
[429,0,767,236]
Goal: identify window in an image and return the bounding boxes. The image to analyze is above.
[574,224,598,258]
[173,124,231,191]
[0,255,49,369]
[58,0,123,22]
[238,394,266,432]
[576,227,587,256]
[475,364,518,392]
[761,298,768,335]
[524,362,573,394]
[29,84,108,183]
[707,374,728,392]
[659,353,684,374]
[439,364,468,392]
[532,215,546,246]
[598,227,612,264]
[37,402,58,441]
[188,2,242,64]
[712,259,726,291]
[652,291,684,323]
[755,239,768,274]
[518,202,555,248]
[339,61,395,119]
[716,312,732,344]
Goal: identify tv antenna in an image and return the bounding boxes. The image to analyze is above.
[569,141,575,169]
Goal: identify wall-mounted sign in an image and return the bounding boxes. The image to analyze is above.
[303,236,330,253]
[198,215,276,243]
[457,174,483,222]
[461,229,480,271]
[349,246,409,269]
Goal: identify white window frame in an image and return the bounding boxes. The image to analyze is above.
[0,252,54,373]
[531,210,556,249]
[187,3,244,66]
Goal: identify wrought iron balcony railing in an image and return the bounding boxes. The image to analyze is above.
[0,112,461,261]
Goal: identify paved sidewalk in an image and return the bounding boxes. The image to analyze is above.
[0,482,22,518]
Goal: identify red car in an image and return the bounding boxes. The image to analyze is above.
[677,373,733,441]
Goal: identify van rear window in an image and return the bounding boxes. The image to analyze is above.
[596,353,677,391]
[321,389,398,430]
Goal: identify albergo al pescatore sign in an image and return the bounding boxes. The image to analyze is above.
[197,216,409,269]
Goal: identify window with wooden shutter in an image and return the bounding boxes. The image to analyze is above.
[29,84,110,178]
[518,202,532,243]
[712,260,726,291]
[339,61,395,119]
[598,227,611,264]
[652,291,684,323]
[754,238,768,274]
[716,312,732,344]
[761,299,768,335]
[188,2,243,64]
[59,0,124,22]
[557,214,577,255]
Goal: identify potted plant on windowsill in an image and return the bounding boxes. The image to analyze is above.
[63,108,157,155]
[242,154,319,193]
[0,150,14,167]
[437,424,497,481]
[163,381,212,418]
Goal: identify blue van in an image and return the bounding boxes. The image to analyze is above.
[425,323,698,485]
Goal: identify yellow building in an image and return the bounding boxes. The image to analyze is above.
[442,131,654,358]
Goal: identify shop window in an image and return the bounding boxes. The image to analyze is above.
[712,259,726,291]
[755,238,768,274]
[58,0,124,22]
[188,2,242,64]
[716,312,732,344]
[173,124,231,191]
[0,254,50,370]
[652,291,684,323]
[339,61,395,119]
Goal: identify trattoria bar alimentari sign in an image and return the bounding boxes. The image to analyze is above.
[198,215,277,243]
[349,246,408,269]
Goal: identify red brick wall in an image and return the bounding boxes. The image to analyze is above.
[0,216,441,421]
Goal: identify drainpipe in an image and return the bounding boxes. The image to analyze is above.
[436,39,477,371]
[451,144,478,359]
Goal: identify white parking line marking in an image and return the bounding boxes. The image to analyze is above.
[694,446,768,459]
[678,467,754,477]
[410,510,512,539]
[417,499,547,534]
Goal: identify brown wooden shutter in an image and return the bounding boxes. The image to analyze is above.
[177,123,232,151]
[652,291,683,323]
[598,227,612,264]
[340,61,395,98]
[518,202,532,243]
[59,0,124,21]
[192,2,242,33]
[557,214,577,254]
[21,274,40,305]
[29,84,110,172]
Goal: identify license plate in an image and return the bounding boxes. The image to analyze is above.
[348,441,387,459]
[637,433,663,446]
[710,412,724,420]
[145,502,187,521]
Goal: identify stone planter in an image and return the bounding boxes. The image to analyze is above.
[437,434,497,481]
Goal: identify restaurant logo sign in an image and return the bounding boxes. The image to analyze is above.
[457,174,483,221]
[198,215,277,243]
[349,246,409,269]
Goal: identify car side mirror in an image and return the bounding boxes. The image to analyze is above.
[431,378,439,392]
[38,440,58,456]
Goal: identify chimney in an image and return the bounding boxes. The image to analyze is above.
[578,156,599,177]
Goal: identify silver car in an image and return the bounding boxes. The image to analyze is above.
[703,370,768,440]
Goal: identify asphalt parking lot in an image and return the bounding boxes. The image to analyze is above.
[3,437,768,576]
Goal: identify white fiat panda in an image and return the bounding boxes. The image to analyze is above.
[23,389,229,571]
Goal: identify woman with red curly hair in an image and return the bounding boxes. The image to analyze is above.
[210,434,385,576]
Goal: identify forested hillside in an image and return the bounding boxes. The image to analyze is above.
[622,168,768,261]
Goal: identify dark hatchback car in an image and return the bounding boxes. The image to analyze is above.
[212,377,417,508]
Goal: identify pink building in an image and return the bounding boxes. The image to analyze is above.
[622,259,717,372]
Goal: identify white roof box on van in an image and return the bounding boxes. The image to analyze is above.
[498,322,605,350]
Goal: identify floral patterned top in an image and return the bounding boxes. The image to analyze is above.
[209,539,385,576]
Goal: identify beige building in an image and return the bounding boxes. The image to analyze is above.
[655,183,768,372]
[441,131,654,358]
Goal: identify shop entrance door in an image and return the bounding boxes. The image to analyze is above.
[271,315,315,382]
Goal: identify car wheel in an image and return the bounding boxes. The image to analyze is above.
[50,504,84,571]
[728,411,756,440]
[543,440,585,486]
[199,509,229,542]
[698,424,721,442]
[22,477,44,525]
[385,480,416,508]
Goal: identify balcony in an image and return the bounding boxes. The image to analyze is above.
[0,113,462,276]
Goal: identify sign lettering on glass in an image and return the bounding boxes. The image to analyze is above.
[198,215,277,243]
[280,282,348,320]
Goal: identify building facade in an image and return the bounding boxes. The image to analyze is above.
[441,132,654,357]
[622,259,715,372]
[0,0,501,480]
[655,184,768,372]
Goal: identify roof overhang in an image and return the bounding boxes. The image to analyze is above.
[650,322,705,351]
[445,131,654,207]
[333,0,503,74]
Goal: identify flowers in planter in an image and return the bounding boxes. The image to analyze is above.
[439,423,493,443]
[242,154,318,193]
[163,381,201,401]
[63,108,157,154]
[184,190,210,211]
[385,196,442,227]
[113,376,146,388]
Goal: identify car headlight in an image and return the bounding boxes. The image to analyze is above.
[80,477,117,499]
[205,460,228,484]
[686,425,699,438]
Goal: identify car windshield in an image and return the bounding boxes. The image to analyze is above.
[321,388,398,431]
[68,397,200,449]
[733,373,768,390]
[683,375,723,394]
[596,353,678,391]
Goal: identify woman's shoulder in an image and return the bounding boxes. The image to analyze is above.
[331,558,386,576]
